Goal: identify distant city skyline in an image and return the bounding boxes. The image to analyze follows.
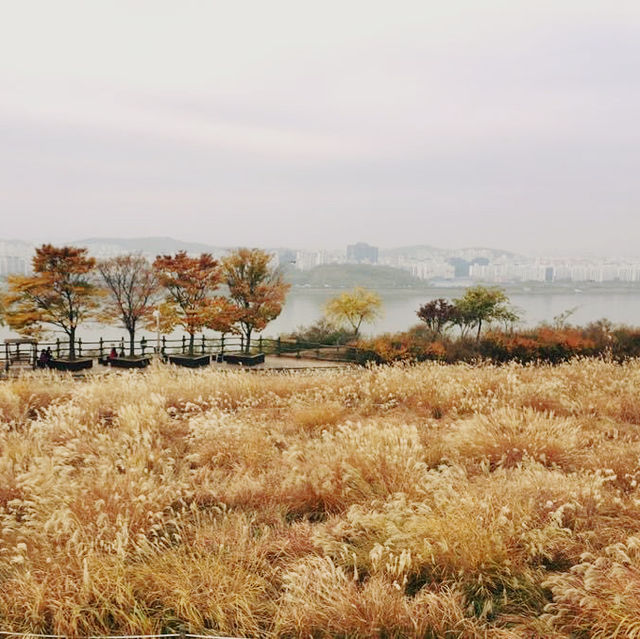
[7,223,640,259]
[3,234,640,260]
[3,236,640,284]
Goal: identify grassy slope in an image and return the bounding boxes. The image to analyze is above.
[1,361,640,637]
[285,263,429,289]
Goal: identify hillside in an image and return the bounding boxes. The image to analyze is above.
[381,244,520,261]
[286,263,430,289]
[73,236,224,256]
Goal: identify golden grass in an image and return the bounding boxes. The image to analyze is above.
[2,359,640,636]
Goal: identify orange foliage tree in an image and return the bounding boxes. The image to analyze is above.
[3,245,102,359]
[98,255,160,356]
[153,252,236,355]
[222,248,290,353]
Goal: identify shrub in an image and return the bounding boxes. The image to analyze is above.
[359,324,610,365]
[284,318,355,347]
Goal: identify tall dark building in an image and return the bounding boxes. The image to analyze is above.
[347,242,379,264]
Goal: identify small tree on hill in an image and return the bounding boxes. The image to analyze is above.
[3,244,102,359]
[325,287,383,337]
[153,252,231,355]
[222,248,290,354]
[417,298,460,336]
[454,285,519,341]
[98,255,160,356]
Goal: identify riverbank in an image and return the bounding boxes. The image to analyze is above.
[2,282,640,343]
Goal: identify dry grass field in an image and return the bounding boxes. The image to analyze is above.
[2,360,640,637]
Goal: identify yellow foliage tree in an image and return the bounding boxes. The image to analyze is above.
[324,287,383,336]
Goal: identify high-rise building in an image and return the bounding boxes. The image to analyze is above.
[0,255,30,276]
[347,242,378,264]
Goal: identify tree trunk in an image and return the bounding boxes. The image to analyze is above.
[129,328,135,357]
[189,332,195,356]
[476,320,483,342]
[245,328,252,354]
[68,327,76,360]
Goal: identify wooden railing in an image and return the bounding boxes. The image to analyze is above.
[2,334,378,371]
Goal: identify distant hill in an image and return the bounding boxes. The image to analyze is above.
[380,244,444,259]
[72,237,298,261]
[0,239,34,255]
[381,245,520,260]
[286,264,430,289]
[73,236,224,256]
[0,237,519,280]
[3,237,517,262]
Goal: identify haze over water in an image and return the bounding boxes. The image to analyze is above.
[266,288,640,336]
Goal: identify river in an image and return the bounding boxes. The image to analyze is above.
[2,285,640,343]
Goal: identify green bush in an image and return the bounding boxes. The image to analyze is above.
[284,319,355,348]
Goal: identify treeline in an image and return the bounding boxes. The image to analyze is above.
[1,244,289,359]
[291,285,640,364]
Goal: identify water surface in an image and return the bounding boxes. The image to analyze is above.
[2,286,640,343]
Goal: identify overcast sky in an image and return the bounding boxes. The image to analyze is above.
[1,0,639,255]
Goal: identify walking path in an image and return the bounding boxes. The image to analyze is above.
[211,355,350,370]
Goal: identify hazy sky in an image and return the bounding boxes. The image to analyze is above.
[1,1,640,255]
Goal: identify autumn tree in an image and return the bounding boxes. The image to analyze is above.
[325,287,383,337]
[416,298,460,335]
[222,248,290,354]
[453,285,519,341]
[98,255,160,356]
[3,244,102,359]
[153,252,233,355]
